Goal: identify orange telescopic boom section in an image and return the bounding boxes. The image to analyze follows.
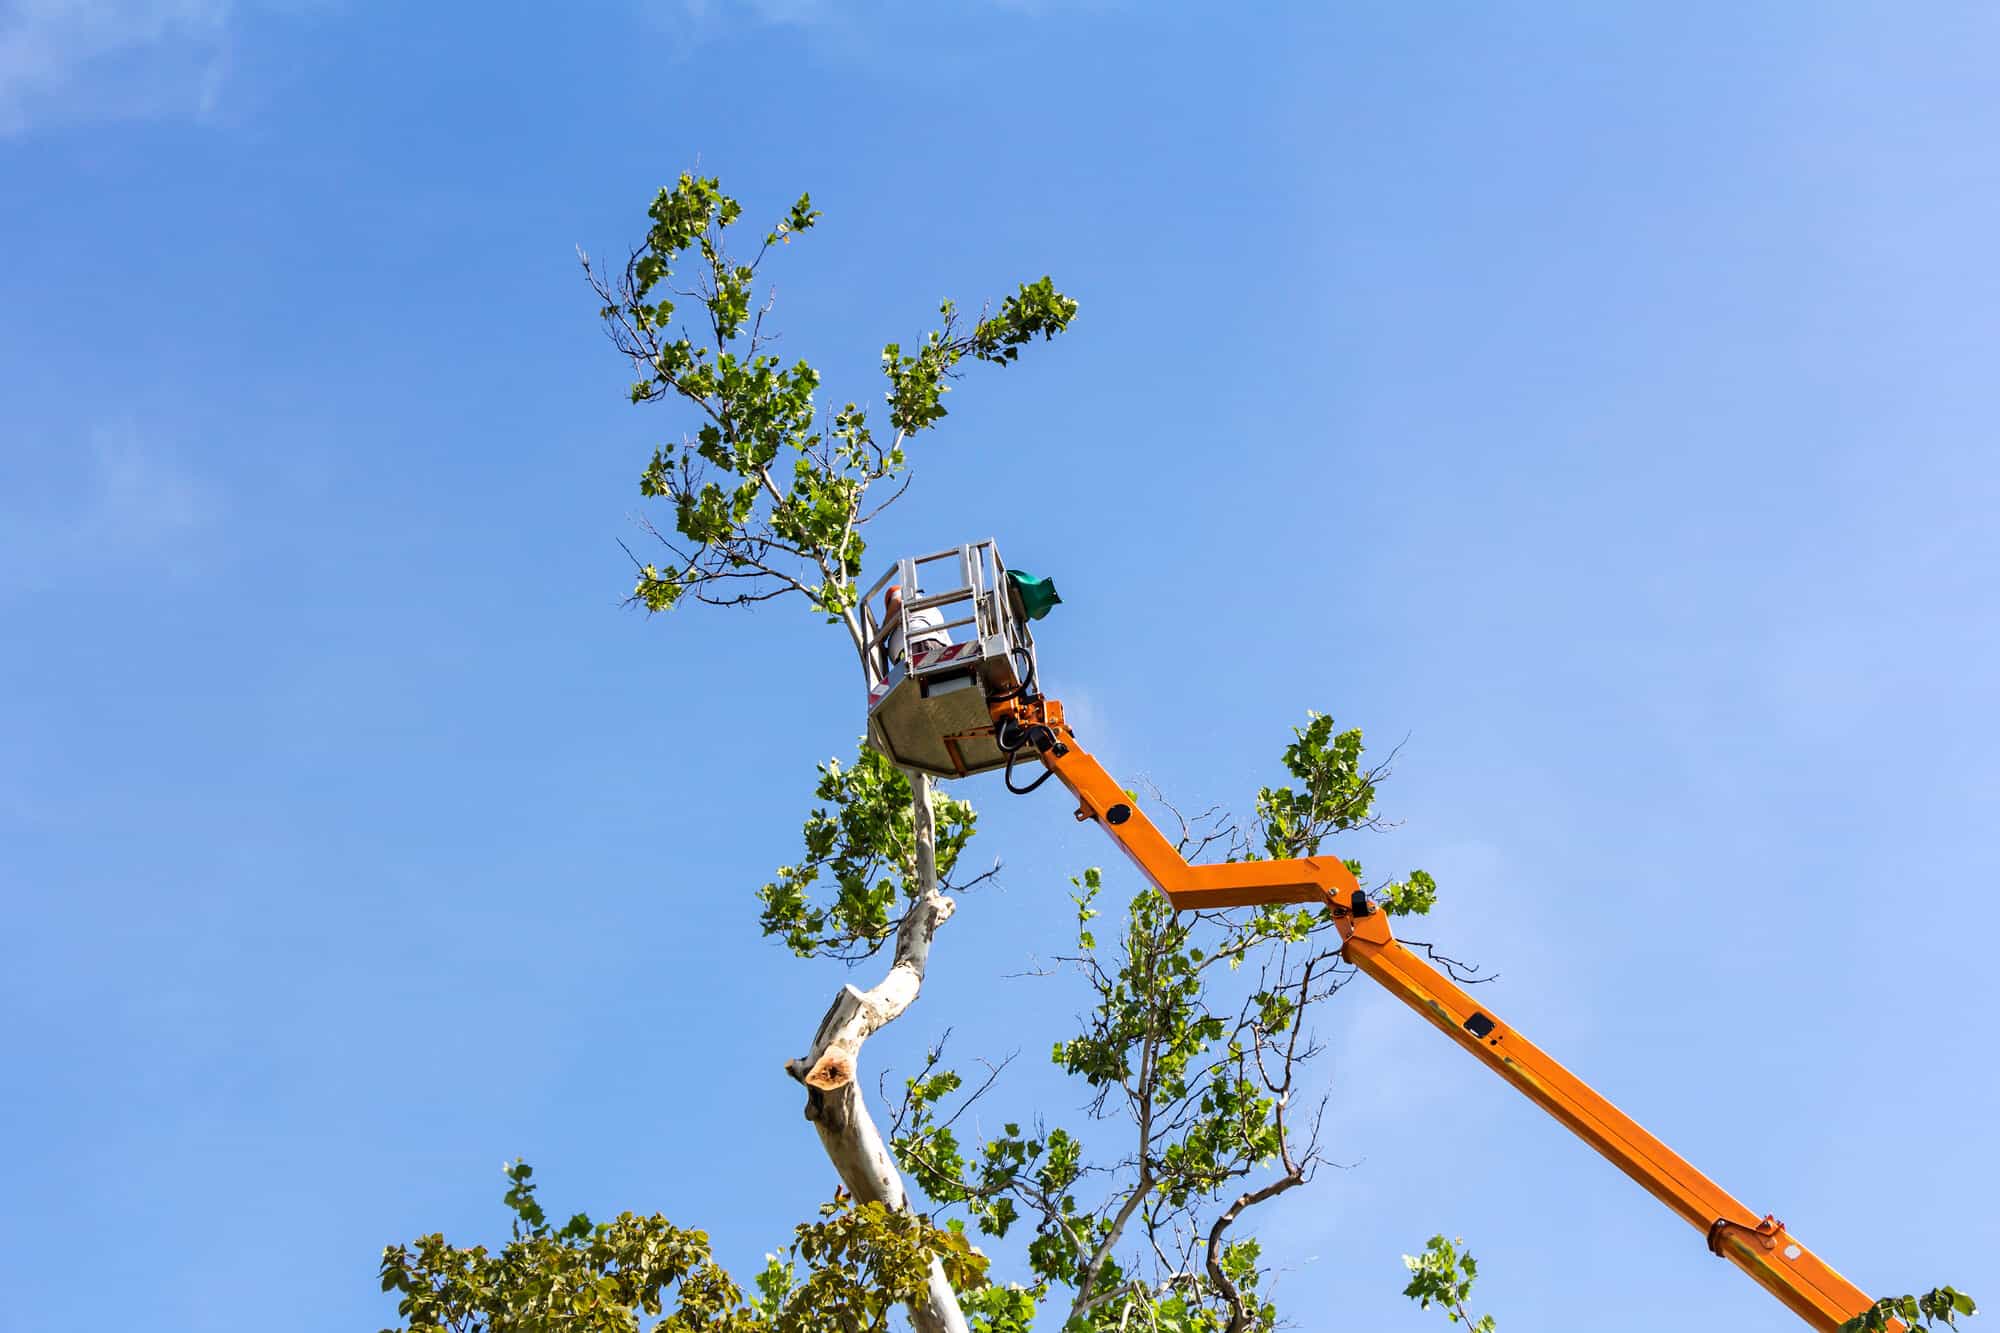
[989,694,1890,1333]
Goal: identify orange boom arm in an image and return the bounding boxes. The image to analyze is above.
[991,694,1888,1333]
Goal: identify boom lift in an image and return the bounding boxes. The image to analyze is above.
[860,540,1900,1333]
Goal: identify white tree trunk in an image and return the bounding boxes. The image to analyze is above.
[785,770,969,1333]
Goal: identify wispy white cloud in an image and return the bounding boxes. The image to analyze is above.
[0,422,218,595]
[653,0,1088,56]
[652,0,836,53]
[675,0,1096,19]
[672,0,832,25]
[0,0,243,134]
[88,425,210,534]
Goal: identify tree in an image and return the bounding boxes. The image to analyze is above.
[574,171,1076,1331]
[379,173,1973,1333]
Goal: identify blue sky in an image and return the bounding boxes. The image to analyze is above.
[3,2,1996,1329]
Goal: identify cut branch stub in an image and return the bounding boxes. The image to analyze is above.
[787,888,956,1094]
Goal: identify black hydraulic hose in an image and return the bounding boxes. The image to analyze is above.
[1003,744,1057,795]
[986,649,1038,704]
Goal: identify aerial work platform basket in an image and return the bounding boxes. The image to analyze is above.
[860,540,1044,779]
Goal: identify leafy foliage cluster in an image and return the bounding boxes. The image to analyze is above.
[759,747,978,959]
[380,1160,986,1333]
[1401,1235,1495,1333]
[584,172,1075,632]
[1250,712,1436,918]
[1842,1289,1979,1333]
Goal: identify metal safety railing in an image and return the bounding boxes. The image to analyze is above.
[858,540,1035,694]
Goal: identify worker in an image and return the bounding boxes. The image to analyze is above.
[883,583,950,670]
